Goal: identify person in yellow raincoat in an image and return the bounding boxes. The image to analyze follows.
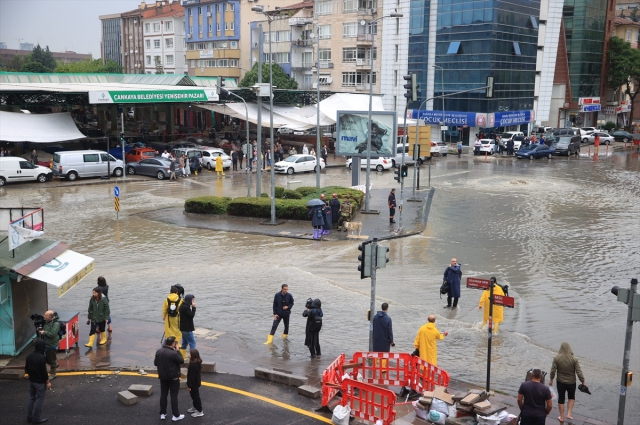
[413,315,447,366]
[163,286,183,344]
[215,154,225,177]
[478,277,504,334]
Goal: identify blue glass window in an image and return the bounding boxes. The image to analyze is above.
[529,16,538,29]
[447,41,461,54]
[512,42,521,55]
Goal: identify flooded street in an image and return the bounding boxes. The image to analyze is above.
[2,151,639,421]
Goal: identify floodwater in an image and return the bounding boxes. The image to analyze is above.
[2,150,639,422]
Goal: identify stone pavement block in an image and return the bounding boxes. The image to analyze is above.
[254,367,272,381]
[0,369,23,380]
[254,367,308,387]
[297,385,320,399]
[128,384,153,396]
[201,362,216,373]
[117,390,138,406]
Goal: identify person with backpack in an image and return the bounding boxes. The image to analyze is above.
[179,294,197,359]
[163,286,183,345]
[478,276,505,334]
[85,287,110,348]
[303,298,323,358]
[443,258,462,309]
[40,310,61,380]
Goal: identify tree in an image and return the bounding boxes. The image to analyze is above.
[154,56,164,74]
[607,36,640,129]
[30,44,56,71]
[632,7,640,22]
[20,61,50,73]
[54,58,122,73]
[239,62,298,89]
[6,55,26,71]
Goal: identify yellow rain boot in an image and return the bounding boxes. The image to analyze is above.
[180,348,187,359]
[98,332,108,345]
[281,334,288,340]
[493,322,499,334]
[84,334,96,348]
[264,334,274,345]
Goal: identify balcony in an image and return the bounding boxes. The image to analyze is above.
[291,61,313,69]
[355,58,372,68]
[357,8,377,17]
[292,39,313,48]
[356,34,373,45]
[355,83,371,91]
[319,62,334,69]
[289,17,312,26]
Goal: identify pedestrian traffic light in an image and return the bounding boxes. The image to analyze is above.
[401,164,408,178]
[393,165,402,182]
[358,240,373,279]
[486,76,494,98]
[376,246,389,269]
[403,74,418,102]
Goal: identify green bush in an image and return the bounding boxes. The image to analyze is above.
[184,196,231,214]
[227,197,309,220]
[274,186,285,199]
[282,189,302,199]
[602,121,617,132]
[260,192,269,198]
[295,186,318,196]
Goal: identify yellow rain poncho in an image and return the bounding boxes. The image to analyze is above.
[215,155,224,172]
[162,293,183,340]
[413,322,444,366]
[479,284,505,324]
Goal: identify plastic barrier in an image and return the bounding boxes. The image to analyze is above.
[340,378,397,425]
[350,351,412,387]
[321,353,346,407]
[411,356,451,393]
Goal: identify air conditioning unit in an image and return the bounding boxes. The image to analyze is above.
[356,59,363,65]
[372,8,378,14]
[188,34,193,38]
[207,12,212,17]
[328,62,334,68]
[221,42,228,48]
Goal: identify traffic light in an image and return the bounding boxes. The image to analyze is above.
[486,76,494,98]
[394,165,402,182]
[401,164,408,178]
[376,246,389,269]
[358,240,373,279]
[119,133,124,145]
[217,78,227,95]
[403,74,418,102]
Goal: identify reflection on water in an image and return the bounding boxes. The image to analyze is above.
[2,151,639,421]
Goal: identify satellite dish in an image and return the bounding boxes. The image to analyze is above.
[360,20,367,26]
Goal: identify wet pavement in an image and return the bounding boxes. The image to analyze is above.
[1,146,639,423]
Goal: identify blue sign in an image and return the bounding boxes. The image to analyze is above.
[114,186,120,197]
[411,110,478,126]
[492,110,532,127]
[582,105,601,112]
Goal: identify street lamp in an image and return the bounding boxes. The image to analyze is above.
[432,65,445,136]
[362,12,403,212]
[308,20,322,188]
[218,86,252,197]
[252,6,277,224]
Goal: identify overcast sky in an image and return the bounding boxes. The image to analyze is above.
[0,0,145,57]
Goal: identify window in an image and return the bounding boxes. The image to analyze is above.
[208,24,212,32]
[342,47,357,62]
[146,40,151,49]
[394,70,397,87]
[394,45,398,61]
[188,8,191,16]
[343,0,357,12]
[146,55,151,65]
[166,38,174,48]
[358,22,377,35]
[225,3,235,11]
[447,41,461,54]
[165,21,173,31]
[319,25,331,39]
[225,22,235,31]
[217,59,228,67]
[196,42,207,49]
[154,39,160,48]
[217,23,221,31]
[317,1,332,15]
[83,154,99,163]
[278,31,291,42]
[166,55,174,65]
[216,4,220,12]
[512,41,521,55]
[230,59,238,67]
[318,48,332,62]
[359,0,377,9]
[154,55,161,64]
[343,22,357,38]
[198,6,202,15]
[145,23,150,33]
[626,30,633,42]
[153,23,160,32]
[341,72,375,86]
[189,26,192,34]
[529,16,538,29]
[190,59,196,68]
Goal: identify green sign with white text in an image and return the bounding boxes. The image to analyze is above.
[89,89,219,104]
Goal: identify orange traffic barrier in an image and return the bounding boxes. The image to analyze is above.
[321,353,346,407]
[340,378,397,425]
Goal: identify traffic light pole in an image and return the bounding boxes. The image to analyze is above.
[121,113,126,181]
[398,106,408,230]
[368,238,378,351]
[617,278,638,425]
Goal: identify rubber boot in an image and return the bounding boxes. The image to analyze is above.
[98,331,108,345]
[180,348,187,359]
[312,229,318,239]
[281,334,288,339]
[493,322,499,334]
[84,334,96,348]
[264,334,274,345]
[49,366,57,380]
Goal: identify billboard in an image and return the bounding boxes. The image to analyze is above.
[336,111,397,157]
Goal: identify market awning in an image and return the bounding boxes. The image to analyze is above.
[0,111,86,142]
[26,249,94,298]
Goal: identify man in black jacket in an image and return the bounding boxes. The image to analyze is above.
[25,340,51,424]
[264,284,294,344]
[372,303,394,352]
[154,336,185,421]
[179,294,196,359]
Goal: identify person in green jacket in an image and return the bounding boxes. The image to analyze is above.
[85,287,110,348]
[548,342,587,422]
[39,311,60,379]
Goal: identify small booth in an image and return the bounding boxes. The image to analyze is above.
[0,207,93,356]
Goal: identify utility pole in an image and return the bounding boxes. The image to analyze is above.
[256,24,263,196]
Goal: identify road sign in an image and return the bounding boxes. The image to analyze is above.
[114,186,120,197]
[491,295,515,308]
[467,277,490,289]
[114,197,120,212]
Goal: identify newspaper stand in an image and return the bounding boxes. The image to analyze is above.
[56,310,79,353]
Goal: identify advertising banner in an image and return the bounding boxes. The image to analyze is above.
[89,89,219,104]
[409,110,482,126]
[489,110,535,127]
[581,104,601,112]
[336,111,396,157]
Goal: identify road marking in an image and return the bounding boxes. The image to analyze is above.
[56,371,332,423]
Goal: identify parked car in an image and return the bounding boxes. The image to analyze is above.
[580,127,596,137]
[501,131,524,142]
[512,136,524,150]
[583,131,615,145]
[610,130,633,143]
[552,135,581,156]
[52,150,123,181]
[515,144,556,160]
[273,154,325,174]
[127,158,172,180]
[392,143,415,167]
[125,147,157,163]
[430,141,448,157]
[479,139,496,154]
[199,149,231,170]
[0,157,53,187]
[553,128,579,137]
[346,157,393,171]
[168,141,198,150]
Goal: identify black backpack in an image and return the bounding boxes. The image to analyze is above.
[54,319,66,339]
[498,284,509,297]
[311,312,323,332]
[167,297,180,317]
[439,280,450,299]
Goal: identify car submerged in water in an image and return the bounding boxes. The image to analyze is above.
[515,143,556,160]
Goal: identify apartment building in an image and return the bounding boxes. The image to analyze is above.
[99,13,122,66]
[142,4,187,74]
[122,8,144,73]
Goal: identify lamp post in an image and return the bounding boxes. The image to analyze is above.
[252,6,277,224]
[362,12,403,212]
[308,19,322,188]
[219,87,251,197]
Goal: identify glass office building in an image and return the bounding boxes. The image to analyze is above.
[407,0,541,139]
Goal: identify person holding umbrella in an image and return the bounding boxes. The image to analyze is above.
[307,199,326,240]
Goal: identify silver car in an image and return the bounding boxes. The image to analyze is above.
[127,157,173,180]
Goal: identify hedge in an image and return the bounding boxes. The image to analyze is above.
[282,189,302,199]
[295,186,318,197]
[227,197,309,220]
[274,186,285,199]
[184,196,231,214]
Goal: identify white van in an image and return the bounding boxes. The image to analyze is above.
[0,157,53,187]
[52,150,123,181]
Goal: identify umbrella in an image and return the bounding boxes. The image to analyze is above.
[306,199,325,207]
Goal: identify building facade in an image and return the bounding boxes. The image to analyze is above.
[19,42,34,51]
[122,9,145,73]
[143,4,187,74]
[99,13,123,66]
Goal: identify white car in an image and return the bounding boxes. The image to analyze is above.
[479,139,496,154]
[346,157,393,171]
[582,131,615,145]
[200,149,231,170]
[273,154,325,174]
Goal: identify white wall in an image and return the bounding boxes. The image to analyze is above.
[535,0,563,124]
[380,0,410,115]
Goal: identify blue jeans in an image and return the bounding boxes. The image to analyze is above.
[181,331,196,350]
[27,381,46,421]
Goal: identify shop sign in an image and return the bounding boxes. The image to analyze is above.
[582,104,601,112]
[578,97,600,106]
[89,90,219,104]
[410,110,481,126]
[489,110,534,127]
[602,107,615,114]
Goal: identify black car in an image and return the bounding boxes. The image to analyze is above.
[552,135,580,156]
[127,158,172,180]
[610,130,633,143]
